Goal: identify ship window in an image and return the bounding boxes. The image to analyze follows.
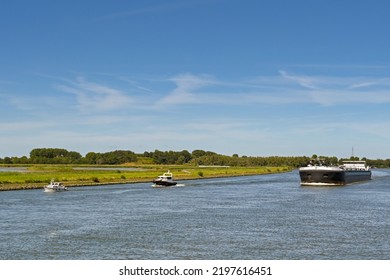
[323,174,329,178]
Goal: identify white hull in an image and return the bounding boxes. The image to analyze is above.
[43,180,68,192]
[44,186,67,192]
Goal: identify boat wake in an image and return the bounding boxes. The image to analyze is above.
[372,169,390,178]
[151,183,186,188]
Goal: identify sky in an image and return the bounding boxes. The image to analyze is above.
[1,0,390,159]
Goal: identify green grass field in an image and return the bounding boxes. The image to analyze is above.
[0,165,292,191]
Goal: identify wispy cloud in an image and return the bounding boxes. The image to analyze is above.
[248,71,390,106]
[56,77,132,112]
[348,77,390,89]
[1,93,59,114]
[8,71,390,116]
[147,71,390,108]
[278,70,319,89]
[157,73,217,105]
[0,120,55,132]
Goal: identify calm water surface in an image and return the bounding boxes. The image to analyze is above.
[1,170,389,259]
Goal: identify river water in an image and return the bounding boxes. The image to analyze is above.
[1,170,389,260]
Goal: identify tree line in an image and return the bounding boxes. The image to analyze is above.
[1,148,390,168]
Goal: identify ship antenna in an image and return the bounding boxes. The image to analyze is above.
[352,147,354,158]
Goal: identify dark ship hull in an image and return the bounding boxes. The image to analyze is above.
[299,168,372,186]
[152,180,177,186]
[152,171,177,187]
[299,161,371,186]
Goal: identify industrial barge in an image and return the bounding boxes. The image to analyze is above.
[299,160,371,186]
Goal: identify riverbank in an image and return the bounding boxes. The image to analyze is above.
[0,165,292,191]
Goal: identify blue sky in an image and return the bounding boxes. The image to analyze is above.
[1,0,390,159]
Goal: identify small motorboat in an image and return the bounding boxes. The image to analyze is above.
[43,179,68,192]
[152,171,177,187]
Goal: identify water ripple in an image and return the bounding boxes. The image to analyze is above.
[1,170,389,259]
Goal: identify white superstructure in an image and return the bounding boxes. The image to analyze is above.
[43,179,68,192]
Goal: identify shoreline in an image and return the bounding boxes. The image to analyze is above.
[0,169,293,191]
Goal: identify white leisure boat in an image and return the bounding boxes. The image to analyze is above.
[43,179,68,192]
[152,171,177,187]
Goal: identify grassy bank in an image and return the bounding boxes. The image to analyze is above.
[0,165,292,191]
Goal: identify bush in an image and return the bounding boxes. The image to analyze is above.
[91,177,99,183]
